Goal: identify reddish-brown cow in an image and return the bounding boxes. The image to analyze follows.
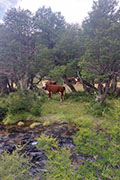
[42,83,65,101]
[46,81,57,85]
[64,77,80,83]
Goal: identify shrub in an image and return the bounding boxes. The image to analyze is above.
[65,91,92,102]
[0,148,32,180]
[0,106,8,121]
[73,126,120,179]
[0,96,8,121]
[3,90,44,124]
[7,91,32,114]
[104,98,120,120]
[30,99,43,116]
[85,101,110,117]
[36,134,75,180]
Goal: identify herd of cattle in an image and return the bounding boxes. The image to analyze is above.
[42,77,80,101]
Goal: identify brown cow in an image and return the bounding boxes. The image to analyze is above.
[64,77,79,83]
[46,80,56,85]
[42,83,65,101]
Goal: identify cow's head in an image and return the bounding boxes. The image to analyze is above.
[75,77,80,82]
[42,82,47,90]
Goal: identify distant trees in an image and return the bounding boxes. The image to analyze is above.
[0,0,120,103]
[0,8,36,92]
[0,7,66,92]
[78,0,120,103]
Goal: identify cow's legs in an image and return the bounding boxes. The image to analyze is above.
[48,92,52,100]
[60,92,64,102]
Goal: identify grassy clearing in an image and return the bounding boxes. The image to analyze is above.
[39,92,108,129]
[40,97,93,126]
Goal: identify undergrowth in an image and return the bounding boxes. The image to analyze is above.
[0,90,45,124]
[0,147,32,180]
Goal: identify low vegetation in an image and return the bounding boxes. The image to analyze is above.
[0,90,44,124]
[0,147,32,180]
[0,91,120,179]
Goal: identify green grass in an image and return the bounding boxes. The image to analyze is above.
[39,93,106,129]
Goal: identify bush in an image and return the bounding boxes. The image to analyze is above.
[7,91,33,114]
[0,96,8,121]
[36,135,75,180]
[3,90,44,124]
[65,91,92,102]
[73,126,120,179]
[104,98,120,120]
[85,101,110,117]
[0,106,8,121]
[0,148,32,180]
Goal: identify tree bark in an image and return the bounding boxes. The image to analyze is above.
[100,78,111,105]
[98,79,104,94]
[111,74,117,93]
[62,74,77,93]
[77,71,98,94]
[0,76,9,94]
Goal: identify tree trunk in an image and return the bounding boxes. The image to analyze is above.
[100,78,111,105]
[62,74,76,93]
[111,74,117,93]
[18,73,29,90]
[7,80,15,92]
[77,71,98,95]
[98,79,104,94]
[0,76,9,94]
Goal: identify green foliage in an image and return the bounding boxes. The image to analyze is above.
[74,122,120,179]
[65,91,92,102]
[0,148,32,180]
[49,65,66,81]
[0,96,8,121]
[7,91,32,114]
[0,106,8,121]
[104,98,120,120]
[3,90,44,124]
[4,112,30,125]
[37,135,75,180]
[86,101,110,117]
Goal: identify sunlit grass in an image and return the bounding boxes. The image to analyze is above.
[40,97,101,127]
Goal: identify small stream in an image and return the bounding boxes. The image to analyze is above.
[0,121,82,178]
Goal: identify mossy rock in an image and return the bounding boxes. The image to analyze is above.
[30,122,41,128]
[18,121,24,126]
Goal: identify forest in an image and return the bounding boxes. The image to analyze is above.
[0,0,120,179]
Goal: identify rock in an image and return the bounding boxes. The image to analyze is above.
[29,152,47,162]
[30,122,41,129]
[58,137,74,148]
[0,149,4,154]
[0,121,78,178]
[18,121,24,126]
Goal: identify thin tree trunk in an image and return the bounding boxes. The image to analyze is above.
[0,76,8,94]
[111,74,117,93]
[101,79,111,105]
[77,71,98,94]
[62,74,76,93]
[98,79,103,94]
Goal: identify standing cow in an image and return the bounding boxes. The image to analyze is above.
[42,83,65,101]
[64,77,80,83]
[46,81,57,85]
